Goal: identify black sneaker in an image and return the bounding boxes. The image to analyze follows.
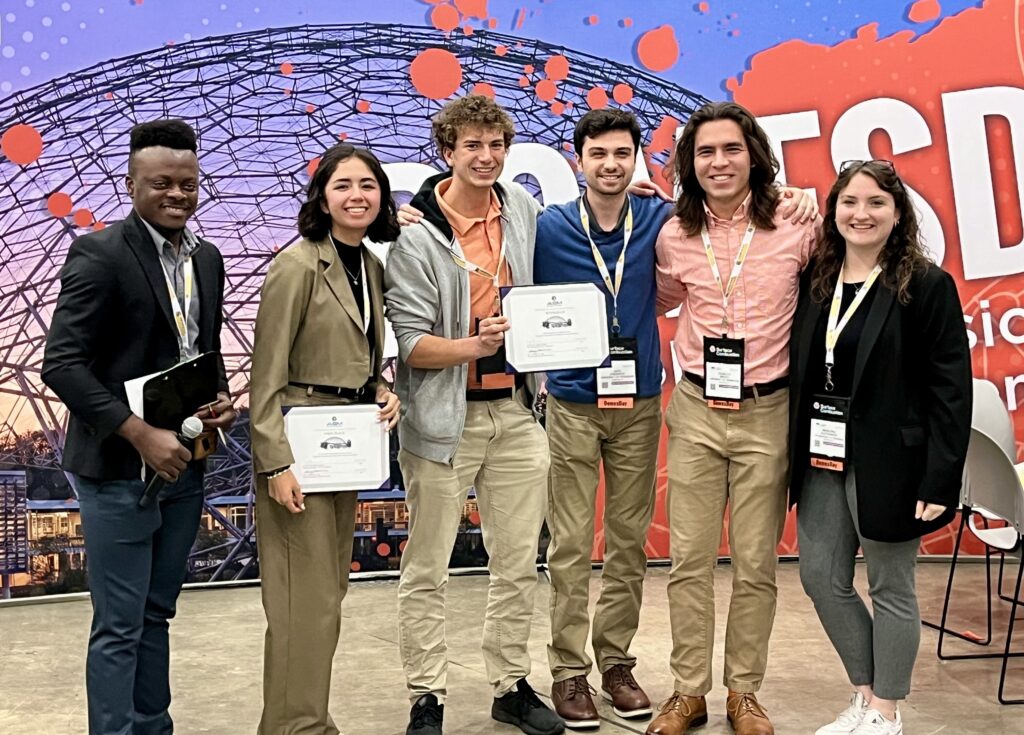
[407,693,444,735]
[492,679,566,735]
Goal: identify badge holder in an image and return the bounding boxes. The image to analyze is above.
[596,335,638,409]
[702,336,744,410]
[809,394,849,471]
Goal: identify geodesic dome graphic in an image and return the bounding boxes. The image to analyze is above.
[0,22,708,579]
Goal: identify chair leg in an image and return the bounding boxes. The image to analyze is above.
[998,552,1024,704]
[924,508,996,657]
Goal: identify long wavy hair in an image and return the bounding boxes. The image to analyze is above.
[671,101,780,236]
[809,160,930,306]
[297,143,400,243]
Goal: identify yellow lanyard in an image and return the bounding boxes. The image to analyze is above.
[579,197,633,335]
[448,234,507,312]
[159,255,194,356]
[824,263,882,390]
[700,220,756,335]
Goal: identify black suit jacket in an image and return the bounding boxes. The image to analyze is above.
[42,211,229,481]
[788,263,971,542]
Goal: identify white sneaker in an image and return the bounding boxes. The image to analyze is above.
[815,692,869,734]
[851,708,903,735]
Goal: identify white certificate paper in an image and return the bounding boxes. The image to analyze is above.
[501,283,610,373]
[283,404,389,493]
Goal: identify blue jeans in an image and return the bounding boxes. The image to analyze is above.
[76,466,204,735]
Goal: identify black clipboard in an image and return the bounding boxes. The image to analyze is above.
[142,351,221,432]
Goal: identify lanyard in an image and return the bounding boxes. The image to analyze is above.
[448,234,507,312]
[579,197,633,334]
[823,263,882,390]
[352,250,371,335]
[159,255,194,356]
[700,220,756,335]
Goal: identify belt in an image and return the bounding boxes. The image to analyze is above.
[684,372,789,400]
[466,388,515,402]
[289,380,370,400]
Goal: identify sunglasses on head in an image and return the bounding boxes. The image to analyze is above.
[839,159,896,174]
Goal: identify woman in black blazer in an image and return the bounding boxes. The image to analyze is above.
[788,160,971,735]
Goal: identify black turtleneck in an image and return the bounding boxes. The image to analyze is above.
[330,235,375,366]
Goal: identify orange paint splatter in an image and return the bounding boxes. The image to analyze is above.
[355,99,371,113]
[280,62,294,75]
[47,192,73,217]
[472,82,496,98]
[648,115,681,154]
[350,561,361,572]
[462,24,474,36]
[612,83,634,105]
[1,124,44,165]
[535,79,559,102]
[376,543,391,557]
[338,132,349,140]
[550,101,566,115]
[487,18,498,29]
[431,3,460,32]
[455,0,488,19]
[622,17,634,28]
[545,54,570,81]
[518,76,530,88]
[305,104,315,113]
[908,0,941,23]
[73,209,94,228]
[306,157,321,177]
[469,511,481,525]
[410,48,463,100]
[495,44,508,56]
[104,92,113,101]
[637,25,680,72]
[698,2,710,13]
[524,64,535,74]
[283,88,293,97]
[93,221,106,231]
[399,540,408,553]
[586,86,609,109]
[587,15,599,25]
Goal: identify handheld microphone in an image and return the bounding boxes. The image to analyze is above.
[138,416,205,509]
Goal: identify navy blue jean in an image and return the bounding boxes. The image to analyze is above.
[76,466,204,735]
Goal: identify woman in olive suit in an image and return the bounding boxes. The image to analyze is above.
[249,143,401,734]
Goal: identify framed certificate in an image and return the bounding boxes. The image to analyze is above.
[501,282,610,373]
[282,404,390,493]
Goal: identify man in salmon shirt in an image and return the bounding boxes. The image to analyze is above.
[384,95,564,735]
[647,101,821,735]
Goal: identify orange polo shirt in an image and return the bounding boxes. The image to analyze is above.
[435,179,514,390]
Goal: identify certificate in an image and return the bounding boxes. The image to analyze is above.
[501,283,610,373]
[283,404,390,493]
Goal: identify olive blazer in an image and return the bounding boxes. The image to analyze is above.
[788,263,972,542]
[249,238,385,474]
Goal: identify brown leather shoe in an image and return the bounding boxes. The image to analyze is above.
[644,692,707,734]
[601,664,652,719]
[551,675,600,730]
[726,691,774,735]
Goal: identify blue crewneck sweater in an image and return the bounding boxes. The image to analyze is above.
[534,192,672,403]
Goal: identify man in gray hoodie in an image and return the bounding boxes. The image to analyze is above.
[384,95,564,735]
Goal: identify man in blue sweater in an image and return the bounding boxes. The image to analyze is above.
[537,109,671,729]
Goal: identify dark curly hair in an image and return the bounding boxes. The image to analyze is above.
[297,144,400,243]
[432,94,515,157]
[671,101,780,236]
[809,160,930,306]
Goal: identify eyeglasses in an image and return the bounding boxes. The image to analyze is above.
[839,159,896,174]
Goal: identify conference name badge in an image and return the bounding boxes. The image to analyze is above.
[809,394,849,471]
[597,336,638,409]
[703,336,744,410]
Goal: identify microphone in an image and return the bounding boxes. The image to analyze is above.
[138,416,205,509]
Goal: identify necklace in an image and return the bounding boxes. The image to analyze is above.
[342,258,361,285]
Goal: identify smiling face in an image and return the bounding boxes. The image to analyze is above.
[693,118,752,215]
[834,172,900,257]
[126,146,200,237]
[319,156,382,244]
[578,128,636,198]
[443,125,507,191]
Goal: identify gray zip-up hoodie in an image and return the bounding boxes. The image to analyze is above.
[383,171,542,463]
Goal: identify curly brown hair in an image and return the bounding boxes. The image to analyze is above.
[432,94,515,157]
[809,160,931,306]
[671,102,780,236]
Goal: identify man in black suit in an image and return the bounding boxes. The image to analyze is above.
[42,119,236,735]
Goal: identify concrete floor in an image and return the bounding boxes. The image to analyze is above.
[0,562,1021,734]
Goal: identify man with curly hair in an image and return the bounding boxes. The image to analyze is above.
[385,95,564,735]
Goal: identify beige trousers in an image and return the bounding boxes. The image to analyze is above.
[545,394,661,682]
[397,397,550,701]
[665,378,789,696]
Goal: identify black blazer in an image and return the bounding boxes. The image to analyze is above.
[42,211,229,481]
[788,263,971,542]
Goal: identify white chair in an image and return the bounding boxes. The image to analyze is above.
[927,382,1024,704]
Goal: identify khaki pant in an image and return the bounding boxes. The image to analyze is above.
[545,394,661,682]
[665,378,788,696]
[397,397,550,701]
[256,479,358,735]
